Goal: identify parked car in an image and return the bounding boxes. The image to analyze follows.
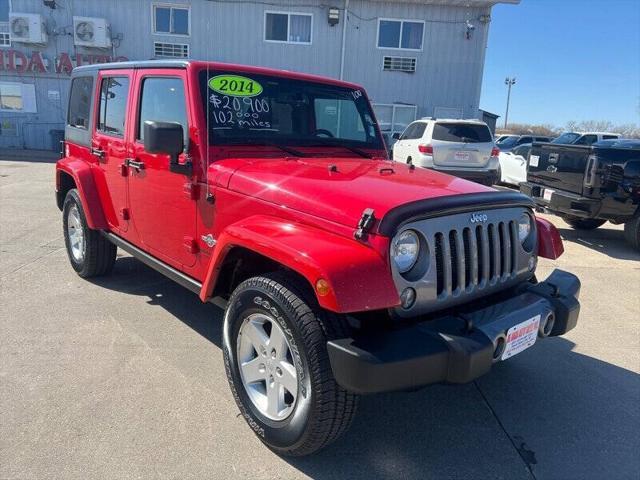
[56,60,581,456]
[392,119,500,185]
[495,133,517,143]
[551,131,620,145]
[497,135,554,152]
[498,143,532,187]
[521,139,640,250]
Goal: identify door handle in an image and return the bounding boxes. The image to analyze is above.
[125,158,145,171]
[90,147,105,159]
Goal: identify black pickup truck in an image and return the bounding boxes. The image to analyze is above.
[520,139,640,250]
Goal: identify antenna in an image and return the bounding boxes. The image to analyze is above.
[205,15,212,202]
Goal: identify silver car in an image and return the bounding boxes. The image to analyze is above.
[392,118,500,185]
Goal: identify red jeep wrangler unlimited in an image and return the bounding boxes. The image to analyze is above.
[56,60,580,456]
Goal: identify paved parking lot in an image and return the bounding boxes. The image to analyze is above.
[1,158,639,480]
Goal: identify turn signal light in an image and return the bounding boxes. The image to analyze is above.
[491,146,500,157]
[316,278,331,297]
[418,144,433,154]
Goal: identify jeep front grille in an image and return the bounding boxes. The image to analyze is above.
[434,221,518,297]
[390,207,535,318]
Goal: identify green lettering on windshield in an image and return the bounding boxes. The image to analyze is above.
[208,75,263,97]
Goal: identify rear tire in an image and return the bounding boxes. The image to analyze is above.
[63,189,116,278]
[563,216,606,230]
[624,215,640,251]
[223,273,357,456]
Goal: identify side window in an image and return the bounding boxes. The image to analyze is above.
[519,136,532,144]
[97,77,129,137]
[413,123,426,139]
[400,123,415,140]
[575,134,597,145]
[603,135,618,140]
[67,77,93,129]
[138,77,187,143]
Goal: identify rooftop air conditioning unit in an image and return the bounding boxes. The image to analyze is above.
[73,16,112,48]
[9,13,48,44]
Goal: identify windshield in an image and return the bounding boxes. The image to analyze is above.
[432,122,492,143]
[551,133,581,144]
[496,136,519,148]
[198,70,383,150]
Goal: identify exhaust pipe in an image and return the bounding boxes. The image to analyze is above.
[538,312,555,338]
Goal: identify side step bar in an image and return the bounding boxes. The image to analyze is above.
[102,232,202,295]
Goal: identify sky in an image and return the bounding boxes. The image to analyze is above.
[479,0,640,128]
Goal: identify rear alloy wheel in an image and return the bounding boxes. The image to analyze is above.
[624,215,640,251]
[563,216,606,230]
[223,273,357,456]
[63,189,117,277]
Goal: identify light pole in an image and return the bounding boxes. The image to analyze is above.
[504,77,516,129]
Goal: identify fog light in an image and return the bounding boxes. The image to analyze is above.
[528,256,537,271]
[400,287,416,309]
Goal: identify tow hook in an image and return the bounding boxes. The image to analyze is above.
[354,208,376,240]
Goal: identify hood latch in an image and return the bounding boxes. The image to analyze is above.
[354,208,376,240]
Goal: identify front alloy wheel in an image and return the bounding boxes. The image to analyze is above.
[237,312,298,421]
[223,273,357,456]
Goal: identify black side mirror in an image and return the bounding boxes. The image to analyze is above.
[392,132,401,140]
[143,121,191,175]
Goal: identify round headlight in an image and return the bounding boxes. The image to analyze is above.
[392,230,420,273]
[518,213,532,243]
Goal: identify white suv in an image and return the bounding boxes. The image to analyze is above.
[392,119,500,186]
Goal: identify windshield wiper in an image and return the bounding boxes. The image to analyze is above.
[310,142,372,159]
[224,139,307,157]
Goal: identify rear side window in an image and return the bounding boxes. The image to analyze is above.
[519,136,532,144]
[67,77,93,129]
[603,135,619,140]
[402,122,425,140]
[432,123,492,143]
[138,77,188,142]
[574,134,597,146]
[97,77,130,137]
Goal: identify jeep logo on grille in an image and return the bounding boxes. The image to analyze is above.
[470,213,488,223]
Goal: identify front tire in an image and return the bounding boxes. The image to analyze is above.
[63,189,116,278]
[562,216,606,230]
[223,273,357,456]
[624,215,640,251]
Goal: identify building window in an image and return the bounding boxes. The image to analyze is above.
[377,19,424,50]
[264,12,312,44]
[153,4,190,36]
[0,0,10,47]
[0,81,36,112]
[154,41,189,58]
[97,77,130,137]
[0,82,22,110]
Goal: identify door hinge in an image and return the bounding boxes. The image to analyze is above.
[184,183,200,200]
[120,208,130,220]
[183,237,199,254]
[120,164,128,176]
